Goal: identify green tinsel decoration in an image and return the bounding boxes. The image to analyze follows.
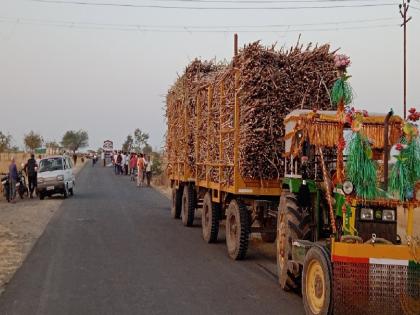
[389,155,411,201]
[331,76,353,105]
[346,132,377,199]
[389,137,420,201]
[405,137,420,183]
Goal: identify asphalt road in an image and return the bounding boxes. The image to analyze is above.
[0,165,304,315]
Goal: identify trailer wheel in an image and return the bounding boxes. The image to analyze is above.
[302,247,332,315]
[202,192,220,243]
[171,187,182,219]
[225,199,250,260]
[277,191,311,291]
[181,184,195,227]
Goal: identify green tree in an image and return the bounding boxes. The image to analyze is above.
[133,129,149,153]
[122,135,134,152]
[0,131,12,153]
[143,144,153,155]
[61,130,89,153]
[24,131,43,151]
[150,151,163,175]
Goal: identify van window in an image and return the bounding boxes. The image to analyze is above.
[39,158,64,172]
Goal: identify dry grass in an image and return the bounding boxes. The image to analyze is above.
[0,153,48,174]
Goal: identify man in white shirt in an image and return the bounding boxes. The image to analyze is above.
[145,155,153,187]
[113,152,118,174]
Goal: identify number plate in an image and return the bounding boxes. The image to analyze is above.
[47,186,54,191]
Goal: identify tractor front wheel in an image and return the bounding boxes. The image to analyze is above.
[302,247,332,315]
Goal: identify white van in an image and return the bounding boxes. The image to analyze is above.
[37,156,75,200]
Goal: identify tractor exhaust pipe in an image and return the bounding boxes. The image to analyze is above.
[383,110,393,191]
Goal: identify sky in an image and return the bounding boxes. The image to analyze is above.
[0,0,419,151]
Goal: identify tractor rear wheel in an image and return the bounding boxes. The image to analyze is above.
[225,199,250,260]
[277,191,312,291]
[181,184,195,227]
[302,247,332,315]
[171,186,182,219]
[201,192,220,243]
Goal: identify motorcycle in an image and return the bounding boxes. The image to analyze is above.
[1,173,10,202]
[17,170,29,199]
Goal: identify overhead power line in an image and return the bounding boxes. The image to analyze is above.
[30,0,399,10]
[0,17,399,32]
[0,16,398,29]
[126,0,398,2]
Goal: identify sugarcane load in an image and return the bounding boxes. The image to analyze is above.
[165,35,420,315]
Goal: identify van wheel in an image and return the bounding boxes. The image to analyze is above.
[63,185,68,198]
[225,199,250,260]
[39,193,45,200]
[69,187,74,196]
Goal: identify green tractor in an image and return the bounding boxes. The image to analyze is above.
[276,109,420,315]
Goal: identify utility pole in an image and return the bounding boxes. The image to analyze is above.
[400,0,412,119]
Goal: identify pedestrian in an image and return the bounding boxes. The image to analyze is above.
[136,153,145,187]
[113,151,118,174]
[145,155,153,187]
[92,154,97,167]
[116,152,123,175]
[101,151,105,167]
[124,152,129,175]
[130,153,137,181]
[8,157,18,203]
[24,153,38,198]
[73,153,78,165]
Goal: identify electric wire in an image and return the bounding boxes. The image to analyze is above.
[0,17,399,32]
[0,16,399,29]
[30,0,399,10]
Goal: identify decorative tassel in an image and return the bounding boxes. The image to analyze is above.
[346,132,378,199]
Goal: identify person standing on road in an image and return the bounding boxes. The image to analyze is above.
[8,157,18,203]
[136,153,145,187]
[116,152,123,175]
[113,151,118,174]
[130,153,137,181]
[92,154,97,167]
[145,155,153,187]
[73,153,77,166]
[25,154,38,198]
[124,152,129,175]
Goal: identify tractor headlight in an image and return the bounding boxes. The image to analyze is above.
[343,181,354,195]
[360,208,374,220]
[56,175,64,181]
[382,209,396,222]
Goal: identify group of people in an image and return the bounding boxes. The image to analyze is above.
[6,154,40,203]
[111,151,153,187]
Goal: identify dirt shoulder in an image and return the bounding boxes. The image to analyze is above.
[0,161,86,293]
